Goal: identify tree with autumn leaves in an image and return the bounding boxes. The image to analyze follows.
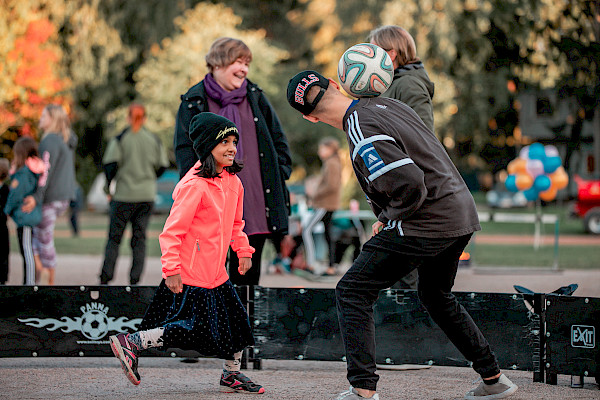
[0,14,70,157]
[1,0,598,192]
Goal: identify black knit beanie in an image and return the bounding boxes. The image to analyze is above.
[188,112,239,162]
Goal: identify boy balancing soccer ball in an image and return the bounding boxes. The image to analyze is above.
[287,70,517,400]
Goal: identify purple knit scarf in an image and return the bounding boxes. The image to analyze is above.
[203,73,247,131]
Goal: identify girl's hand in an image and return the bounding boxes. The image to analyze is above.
[372,221,384,237]
[166,274,183,293]
[238,257,252,275]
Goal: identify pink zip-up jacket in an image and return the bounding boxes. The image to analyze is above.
[159,161,255,288]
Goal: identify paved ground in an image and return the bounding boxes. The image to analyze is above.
[0,357,599,400]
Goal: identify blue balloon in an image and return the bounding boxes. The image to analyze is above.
[533,175,551,192]
[528,143,546,160]
[543,156,562,173]
[523,187,539,201]
[505,175,518,192]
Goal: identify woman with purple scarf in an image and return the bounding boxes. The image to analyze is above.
[173,37,292,286]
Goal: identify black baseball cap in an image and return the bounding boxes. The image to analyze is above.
[287,70,330,115]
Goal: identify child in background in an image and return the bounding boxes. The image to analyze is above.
[302,137,342,276]
[3,138,45,285]
[109,113,264,394]
[0,158,10,285]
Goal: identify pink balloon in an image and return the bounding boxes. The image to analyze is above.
[526,159,545,177]
[544,145,559,157]
[519,146,530,160]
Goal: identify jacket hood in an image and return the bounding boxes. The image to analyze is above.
[25,156,46,175]
[68,131,78,150]
[394,62,435,99]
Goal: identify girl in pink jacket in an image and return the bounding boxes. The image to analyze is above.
[109,113,264,394]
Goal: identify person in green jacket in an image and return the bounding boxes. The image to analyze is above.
[99,104,169,285]
[368,25,436,136]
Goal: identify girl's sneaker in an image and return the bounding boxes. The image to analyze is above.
[109,333,141,385]
[220,370,265,394]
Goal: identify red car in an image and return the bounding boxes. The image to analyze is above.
[573,175,600,234]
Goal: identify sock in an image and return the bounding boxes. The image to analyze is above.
[223,351,243,372]
[129,327,165,350]
[483,376,500,385]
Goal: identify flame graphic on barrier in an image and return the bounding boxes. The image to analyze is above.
[18,303,142,340]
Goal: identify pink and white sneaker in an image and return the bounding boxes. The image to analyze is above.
[109,333,141,385]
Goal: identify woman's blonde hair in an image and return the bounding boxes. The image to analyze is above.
[205,37,252,72]
[42,104,71,142]
[367,25,420,67]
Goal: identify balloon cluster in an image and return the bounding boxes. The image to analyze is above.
[505,143,569,202]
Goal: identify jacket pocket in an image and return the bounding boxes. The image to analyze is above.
[190,239,200,270]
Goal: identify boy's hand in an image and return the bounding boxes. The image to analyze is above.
[166,274,183,293]
[238,257,252,275]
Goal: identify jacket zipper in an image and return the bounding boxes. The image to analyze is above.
[190,239,200,270]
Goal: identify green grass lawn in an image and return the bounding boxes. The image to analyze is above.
[464,243,598,269]
[9,202,599,269]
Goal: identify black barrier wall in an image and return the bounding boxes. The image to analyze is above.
[545,295,599,384]
[1,285,597,384]
[253,288,539,372]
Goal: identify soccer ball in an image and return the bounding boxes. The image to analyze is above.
[337,43,394,97]
[81,310,109,340]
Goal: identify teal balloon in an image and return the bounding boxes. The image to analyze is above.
[543,156,562,173]
[505,175,518,192]
[533,175,551,192]
[528,143,546,160]
[523,187,539,201]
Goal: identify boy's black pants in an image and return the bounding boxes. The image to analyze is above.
[335,228,500,391]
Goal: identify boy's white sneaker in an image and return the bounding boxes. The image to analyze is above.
[465,374,518,399]
[334,386,379,399]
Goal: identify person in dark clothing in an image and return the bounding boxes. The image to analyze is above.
[287,70,517,400]
[173,37,292,286]
[69,183,84,237]
[0,158,10,285]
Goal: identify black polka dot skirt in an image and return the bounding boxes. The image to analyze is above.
[139,280,255,358]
